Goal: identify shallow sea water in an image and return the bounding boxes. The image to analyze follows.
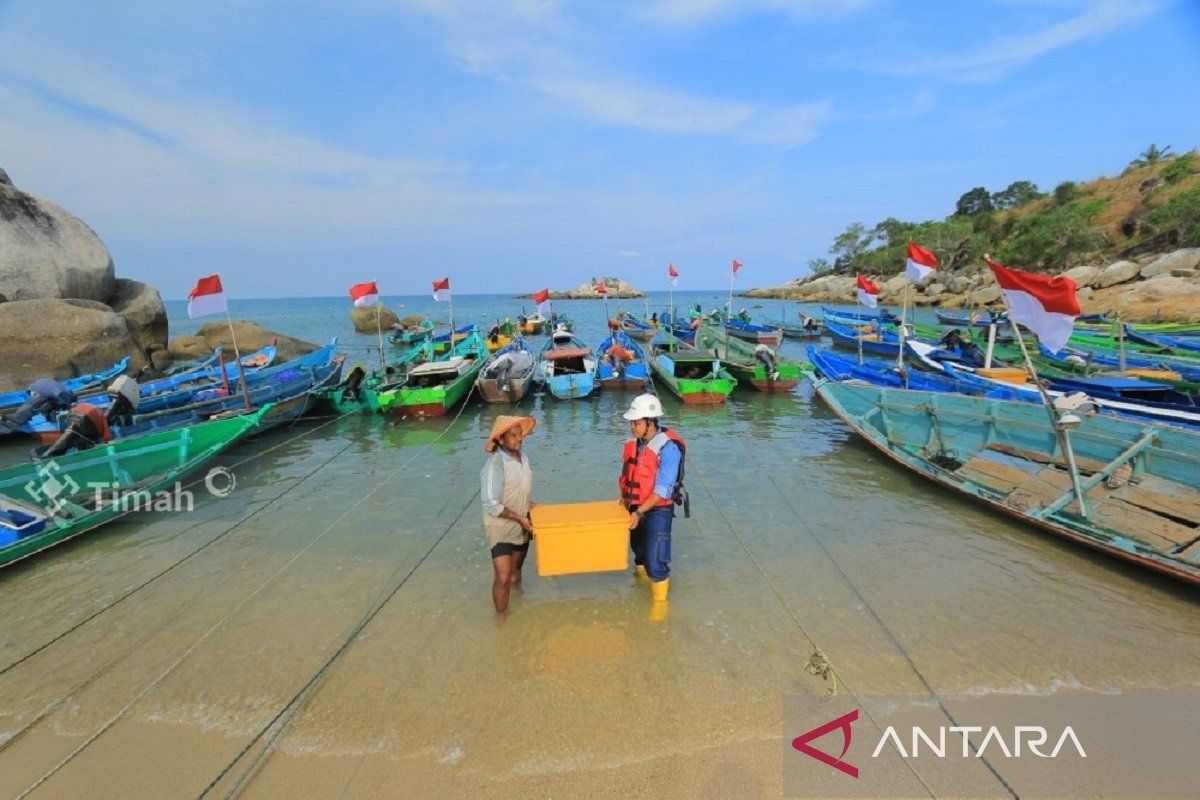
[0,294,1197,798]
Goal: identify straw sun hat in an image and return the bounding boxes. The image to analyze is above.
[485,415,537,453]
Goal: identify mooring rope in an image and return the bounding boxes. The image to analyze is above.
[13,387,480,799]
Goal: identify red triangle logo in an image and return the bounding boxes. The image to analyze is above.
[791,708,859,778]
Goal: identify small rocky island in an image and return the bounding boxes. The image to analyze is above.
[524,277,645,300]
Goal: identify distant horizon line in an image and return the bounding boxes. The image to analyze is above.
[163,288,760,302]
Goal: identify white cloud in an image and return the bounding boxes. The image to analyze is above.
[888,0,1161,82]
[638,0,875,27]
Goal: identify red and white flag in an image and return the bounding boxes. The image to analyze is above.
[595,281,608,296]
[856,273,880,308]
[986,256,1080,353]
[731,259,742,276]
[668,264,679,287]
[187,274,228,319]
[532,288,550,314]
[432,277,451,302]
[906,241,938,282]
[349,281,379,307]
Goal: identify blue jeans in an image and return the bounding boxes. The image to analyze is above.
[630,506,673,582]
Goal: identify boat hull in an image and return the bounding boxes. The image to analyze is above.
[477,375,533,404]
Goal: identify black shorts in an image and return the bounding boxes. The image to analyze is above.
[490,541,530,559]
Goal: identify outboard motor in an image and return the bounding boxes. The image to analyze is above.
[105,375,140,426]
[0,380,76,435]
[35,403,112,459]
[490,356,513,393]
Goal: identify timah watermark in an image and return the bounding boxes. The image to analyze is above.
[784,692,1200,798]
[24,461,238,514]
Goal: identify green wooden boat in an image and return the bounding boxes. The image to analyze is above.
[1077,319,1200,336]
[648,339,737,404]
[0,406,270,568]
[982,342,1200,395]
[813,380,1200,585]
[693,326,809,392]
[376,332,487,418]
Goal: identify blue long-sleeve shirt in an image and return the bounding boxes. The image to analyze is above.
[635,439,681,500]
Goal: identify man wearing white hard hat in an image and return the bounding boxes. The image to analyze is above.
[618,393,687,605]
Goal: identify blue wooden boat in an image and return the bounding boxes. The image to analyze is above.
[658,312,697,343]
[23,343,330,440]
[820,305,878,323]
[619,314,658,342]
[806,346,1023,399]
[825,321,903,356]
[1045,344,1200,384]
[536,331,597,399]
[0,358,130,414]
[595,332,648,390]
[724,319,783,347]
[813,379,1200,585]
[1123,327,1200,355]
[935,309,1006,328]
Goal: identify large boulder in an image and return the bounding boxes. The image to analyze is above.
[0,299,145,390]
[0,180,115,302]
[1062,265,1101,288]
[1140,248,1200,279]
[184,320,318,363]
[968,286,1002,306]
[350,305,399,333]
[1095,260,1140,288]
[166,335,211,361]
[109,278,167,350]
[1082,276,1200,322]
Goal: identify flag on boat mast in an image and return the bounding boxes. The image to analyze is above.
[856,273,880,308]
[668,264,679,287]
[985,256,1080,353]
[349,281,380,307]
[187,274,228,319]
[731,259,742,276]
[533,288,551,315]
[432,277,451,302]
[905,241,938,281]
[595,281,608,296]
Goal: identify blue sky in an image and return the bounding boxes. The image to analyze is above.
[0,0,1197,298]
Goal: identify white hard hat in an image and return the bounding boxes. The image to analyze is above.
[622,393,663,421]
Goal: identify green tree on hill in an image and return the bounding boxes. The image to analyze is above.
[991,180,1041,210]
[955,187,993,216]
[1131,143,1174,168]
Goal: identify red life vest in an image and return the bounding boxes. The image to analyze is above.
[619,428,686,509]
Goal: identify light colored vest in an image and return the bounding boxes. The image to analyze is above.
[483,450,533,546]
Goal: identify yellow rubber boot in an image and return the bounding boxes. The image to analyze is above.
[634,565,649,583]
[650,578,669,603]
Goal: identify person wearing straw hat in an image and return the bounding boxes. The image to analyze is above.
[481,415,537,617]
[618,394,686,606]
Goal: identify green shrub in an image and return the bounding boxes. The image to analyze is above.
[995,200,1106,268]
[1053,181,1082,204]
[1161,152,1196,185]
[1143,186,1200,247]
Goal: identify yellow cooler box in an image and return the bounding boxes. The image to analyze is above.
[532,501,630,577]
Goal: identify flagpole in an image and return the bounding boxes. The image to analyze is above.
[896,280,910,374]
[448,286,456,356]
[374,281,387,376]
[986,257,1089,518]
[224,308,252,411]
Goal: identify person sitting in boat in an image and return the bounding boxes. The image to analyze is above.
[798,312,819,331]
[487,323,502,344]
[618,394,686,613]
[754,343,781,381]
[480,415,537,623]
[737,309,751,324]
[650,312,659,324]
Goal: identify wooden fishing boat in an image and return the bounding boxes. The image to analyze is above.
[0,358,131,415]
[431,325,477,356]
[649,340,737,404]
[825,321,903,356]
[477,338,536,403]
[1123,327,1200,355]
[0,406,271,568]
[1076,319,1200,336]
[517,313,547,336]
[813,380,1200,585]
[779,318,823,339]
[377,332,486,418]
[807,345,1023,398]
[388,319,435,348]
[694,326,807,392]
[935,309,1004,328]
[595,332,649,390]
[724,319,783,347]
[619,314,658,342]
[536,331,597,399]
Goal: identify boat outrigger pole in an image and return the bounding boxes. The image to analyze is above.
[375,278,387,377]
[986,255,1089,518]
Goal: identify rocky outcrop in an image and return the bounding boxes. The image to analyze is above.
[0,170,173,389]
[741,247,1200,322]
[350,305,399,333]
[0,299,147,390]
[535,278,645,299]
[109,278,168,351]
[0,180,114,302]
[169,321,318,363]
